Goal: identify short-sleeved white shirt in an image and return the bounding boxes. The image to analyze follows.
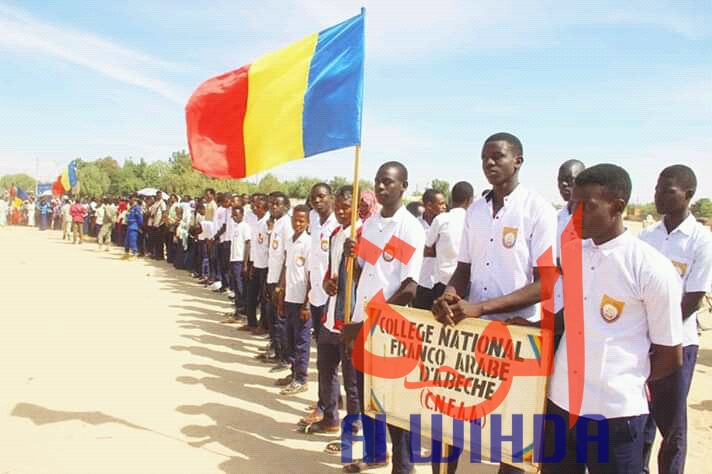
[213,206,232,243]
[458,186,557,321]
[639,214,712,347]
[418,216,437,289]
[554,205,577,313]
[250,212,271,269]
[245,210,258,261]
[308,211,338,307]
[549,231,683,418]
[285,231,311,304]
[324,221,362,333]
[229,220,251,262]
[352,206,426,324]
[267,215,294,284]
[426,207,467,286]
[198,220,213,241]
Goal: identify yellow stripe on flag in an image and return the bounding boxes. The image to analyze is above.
[60,169,71,191]
[243,33,318,175]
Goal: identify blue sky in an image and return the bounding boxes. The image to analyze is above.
[1,0,710,203]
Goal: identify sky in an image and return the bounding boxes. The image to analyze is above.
[0,0,710,203]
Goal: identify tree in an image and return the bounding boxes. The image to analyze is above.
[430,179,450,200]
[78,163,111,198]
[257,173,281,193]
[691,198,712,220]
[0,173,37,192]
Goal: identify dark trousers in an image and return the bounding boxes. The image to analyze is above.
[218,241,232,290]
[317,329,342,426]
[246,267,268,328]
[355,361,412,473]
[643,344,698,474]
[541,400,647,474]
[231,261,244,310]
[285,302,312,385]
[197,240,209,277]
[311,304,325,341]
[265,283,280,349]
[273,300,288,362]
[166,232,176,263]
[153,225,165,259]
[413,285,435,310]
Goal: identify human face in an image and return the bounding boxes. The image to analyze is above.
[310,186,332,216]
[481,140,521,186]
[375,166,406,209]
[425,193,447,219]
[291,210,309,234]
[231,195,241,207]
[253,200,267,219]
[270,197,287,219]
[572,183,623,241]
[654,175,689,216]
[334,195,353,227]
[558,164,584,202]
[232,208,243,223]
[221,196,231,208]
[241,194,249,206]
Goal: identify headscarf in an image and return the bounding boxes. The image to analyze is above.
[359,190,379,221]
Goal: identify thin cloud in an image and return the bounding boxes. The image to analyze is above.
[0,3,187,103]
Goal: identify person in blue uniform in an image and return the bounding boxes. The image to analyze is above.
[123,194,144,260]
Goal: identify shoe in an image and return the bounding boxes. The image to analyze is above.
[256,350,275,361]
[213,287,226,293]
[275,375,293,386]
[261,354,280,364]
[251,327,268,336]
[228,295,236,301]
[303,421,340,434]
[269,361,290,373]
[280,382,308,396]
[300,408,324,425]
[208,281,222,291]
[238,325,254,332]
[342,458,390,473]
[221,317,239,324]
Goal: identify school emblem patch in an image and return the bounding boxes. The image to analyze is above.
[600,294,625,322]
[382,250,395,262]
[502,227,518,248]
[271,239,279,250]
[320,239,329,252]
[257,233,264,244]
[671,260,688,278]
[295,255,306,267]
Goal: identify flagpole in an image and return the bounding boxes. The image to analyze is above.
[343,144,361,324]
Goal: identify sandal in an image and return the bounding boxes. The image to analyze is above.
[303,421,339,434]
[299,408,324,425]
[324,441,342,455]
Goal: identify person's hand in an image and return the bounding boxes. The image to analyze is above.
[323,276,337,296]
[448,300,483,324]
[300,305,311,321]
[432,290,461,325]
[343,238,357,258]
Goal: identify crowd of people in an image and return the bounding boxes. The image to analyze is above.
[4,132,710,474]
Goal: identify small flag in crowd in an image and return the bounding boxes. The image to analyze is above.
[52,160,78,195]
[186,10,365,179]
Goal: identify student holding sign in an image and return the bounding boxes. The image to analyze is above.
[544,164,683,473]
[431,132,557,473]
[639,165,712,474]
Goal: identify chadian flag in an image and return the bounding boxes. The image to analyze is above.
[186,11,365,179]
[52,160,78,195]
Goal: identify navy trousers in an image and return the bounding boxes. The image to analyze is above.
[285,302,312,385]
[643,344,698,474]
[246,267,267,328]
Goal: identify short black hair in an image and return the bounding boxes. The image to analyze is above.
[558,159,585,174]
[484,132,523,156]
[293,204,310,215]
[575,164,632,206]
[221,192,232,201]
[406,201,422,217]
[311,182,332,195]
[451,181,474,206]
[422,188,444,205]
[269,191,291,207]
[377,161,408,183]
[660,165,697,196]
[335,185,353,200]
[205,188,215,196]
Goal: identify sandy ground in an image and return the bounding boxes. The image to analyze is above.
[0,225,710,474]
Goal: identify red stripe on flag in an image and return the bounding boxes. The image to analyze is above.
[186,65,249,178]
[383,236,415,265]
[354,236,382,266]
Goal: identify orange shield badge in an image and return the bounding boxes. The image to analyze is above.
[671,260,688,278]
[502,226,518,248]
[600,294,625,322]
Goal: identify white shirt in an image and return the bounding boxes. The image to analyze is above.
[267,215,294,284]
[251,212,271,268]
[245,210,259,262]
[285,231,311,304]
[554,205,577,313]
[212,206,231,242]
[458,186,557,321]
[639,214,712,346]
[150,199,166,227]
[95,205,106,225]
[229,220,251,262]
[417,216,437,289]
[426,207,466,286]
[549,231,683,418]
[198,220,213,240]
[352,206,425,324]
[324,221,362,333]
[308,211,338,307]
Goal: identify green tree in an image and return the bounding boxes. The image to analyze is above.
[691,198,712,220]
[78,163,111,198]
[430,179,450,200]
[0,173,37,192]
[257,173,281,193]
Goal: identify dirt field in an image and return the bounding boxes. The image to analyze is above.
[0,225,709,473]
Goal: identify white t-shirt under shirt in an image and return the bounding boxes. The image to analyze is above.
[285,231,311,304]
[425,207,466,286]
[229,220,251,262]
[417,216,437,289]
[639,214,712,347]
[458,186,557,321]
[250,212,271,269]
[352,206,425,324]
[308,211,338,307]
[549,231,683,418]
[324,220,362,333]
[268,215,294,284]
